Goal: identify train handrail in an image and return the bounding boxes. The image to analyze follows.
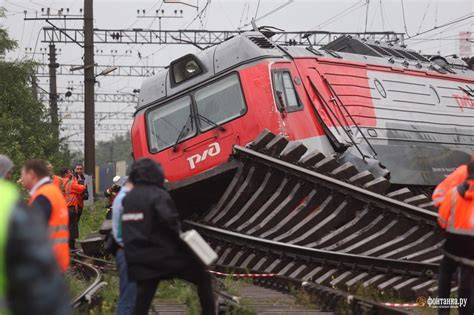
[308,75,368,160]
[324,77,378,157]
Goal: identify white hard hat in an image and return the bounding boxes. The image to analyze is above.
[0,155,13,179]
[113,175,121,184]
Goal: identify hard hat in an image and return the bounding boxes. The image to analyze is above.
[0,155,13,179]
[113,175,121,184]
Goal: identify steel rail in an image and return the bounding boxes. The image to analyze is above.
[232,145,438,224]
[187,221,438,278]
[70,258,105,308]
[212,264,412,315]
[75,251,117,271]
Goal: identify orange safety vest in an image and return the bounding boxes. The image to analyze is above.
[61,177,85,211]
[437,180,474,264]
[61,177,76,208]
[29,183,70,272]
[432,165,468,207]
[438,180,474,232]
[52,175,62,188]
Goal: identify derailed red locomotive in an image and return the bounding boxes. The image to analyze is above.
[131,31,474,207]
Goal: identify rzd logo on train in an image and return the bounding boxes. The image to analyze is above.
[187,143,221,170]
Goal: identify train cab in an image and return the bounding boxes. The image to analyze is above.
[131,32,325,185]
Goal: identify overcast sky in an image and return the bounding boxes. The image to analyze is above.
[1,0,472,151]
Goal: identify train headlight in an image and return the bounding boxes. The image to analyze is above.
[184,60,199,74]
[171,55,203,85]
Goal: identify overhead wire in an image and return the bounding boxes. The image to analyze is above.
[5,0,35,11]
[406,13,473,39]
[254,0,261,20]
[380,0,393,30]
[182,0,210,30]
[146,1,165,29]
[400,0,411,37]
[379,0,385,31]
[102,0,166,65]
[364,0,370,33]
[417,0,432,34]
[30,27,42,58]
[406,20,473,46]
[238,1,248,29]
[203,0,211,29]
[212,0,235,30]
[242,0,294,29]
[17,18,26,58]
[368,0,379,31]
[309,1,365,31]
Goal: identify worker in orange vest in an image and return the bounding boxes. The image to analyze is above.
[432,156,472,207]
[73,163,88,225]
[20,159,70,272]
[47,161,62,188]
[59,167,86,249]
[437,158,474,315]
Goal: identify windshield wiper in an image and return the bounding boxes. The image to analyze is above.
[173,114,192,152]
[198,114,226,132]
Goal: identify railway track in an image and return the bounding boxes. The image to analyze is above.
[193,130,445,310]
[69,257,106,309]
[75,250,116,271]
[188,221,425,314]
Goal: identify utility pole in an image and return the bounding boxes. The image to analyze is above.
[84,0,95,175]
[48,44,59,142]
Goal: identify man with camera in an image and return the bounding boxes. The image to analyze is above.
[60,167,86,249]
[73,163,89,224]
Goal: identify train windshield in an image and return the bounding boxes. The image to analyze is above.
[146,74,247,153]
[147,96,195,153]
[195,74,247,132]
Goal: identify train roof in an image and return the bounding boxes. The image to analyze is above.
[137,31,474,111]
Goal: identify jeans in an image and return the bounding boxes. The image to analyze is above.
[133,266,215,315]
[116,249,137,315]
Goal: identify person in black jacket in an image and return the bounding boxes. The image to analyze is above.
[122,159,215,315]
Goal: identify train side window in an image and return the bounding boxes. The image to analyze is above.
[194,74,247,132]
[272,70,303,112]
[146,96,195,153]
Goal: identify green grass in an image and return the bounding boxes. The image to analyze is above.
[293,288,319,309]
[66,271,89,298]
[223,275,243,295]
[79,199,108,239]
[87,273,120,315]
[156,280,201,314]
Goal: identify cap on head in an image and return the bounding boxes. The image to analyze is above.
[113,175,121,184]
[0,155,13,179]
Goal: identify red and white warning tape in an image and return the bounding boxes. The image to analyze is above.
[384,303,419,308]
[208,270,276,277]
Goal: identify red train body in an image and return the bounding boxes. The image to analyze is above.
[132,32,474,190]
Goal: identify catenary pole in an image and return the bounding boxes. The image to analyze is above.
[84,0,95,175]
